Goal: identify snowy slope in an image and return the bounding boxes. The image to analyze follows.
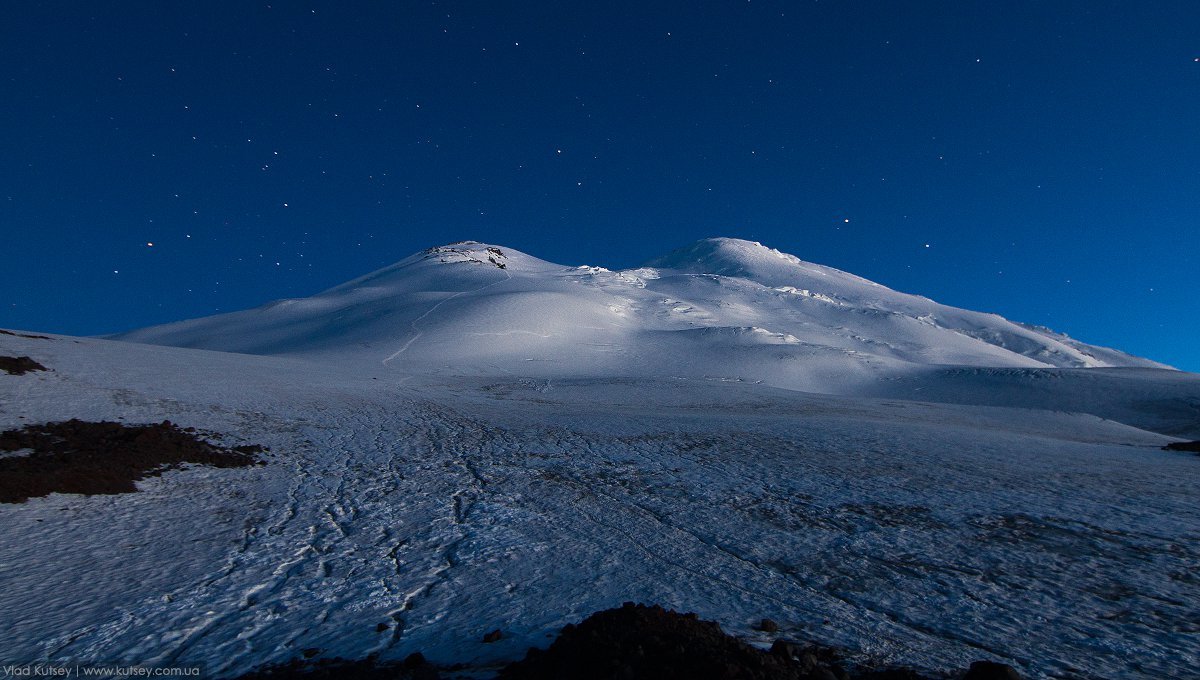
[115,239,1168,394]
[1,329,1198,680]
[4,239,1198,678]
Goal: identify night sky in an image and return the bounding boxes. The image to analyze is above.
[2,2,1197,370]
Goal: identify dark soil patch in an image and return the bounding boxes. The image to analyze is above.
[0,329,50,339]
[962,661,1022,680]
[499,602,817,680]
[0,355,48,375]
[1163,440,1200,453]
[0,419,265,503]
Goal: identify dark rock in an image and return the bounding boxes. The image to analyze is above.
[231,652,440,679]
[0,356,47,375]
[1163,440,1200,453]
[301,649,320,659]
[770,639,800,659]
[401,652,428,668]
[0,329,49,339]
[499,603,809,679]
[483,629,503,643]
[757,618,780,633]
[769,639,847,676]
[856,670,932,680]
[963,660,1022,680]
[0,419,264,503]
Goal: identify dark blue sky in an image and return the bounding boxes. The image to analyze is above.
[3,1,1197,370]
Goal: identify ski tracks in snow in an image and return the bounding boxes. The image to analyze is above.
[24,388,1200,679]
[382,269,512,366]
[34,399,493,675]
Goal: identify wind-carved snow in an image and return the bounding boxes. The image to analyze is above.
[775,286,844,306]
[3,238,1197,678]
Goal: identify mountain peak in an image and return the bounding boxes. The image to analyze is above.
[644,237,883,291]
[646,237,782,268]
[412,241,566,273]
[422,242,513,269]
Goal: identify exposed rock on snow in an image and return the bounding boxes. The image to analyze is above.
[0,355,47,375]
[498,603,821,680]
[0,419,264,503]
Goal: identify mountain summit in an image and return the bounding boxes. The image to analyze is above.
[115,238,1167,391]
[646,237,884,291]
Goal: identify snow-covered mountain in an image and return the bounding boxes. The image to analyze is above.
[116,238,1193,436]
[117,238,1165,387]
[3,238,1199,679]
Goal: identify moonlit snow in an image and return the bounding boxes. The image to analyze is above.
[2,238,1197,678]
